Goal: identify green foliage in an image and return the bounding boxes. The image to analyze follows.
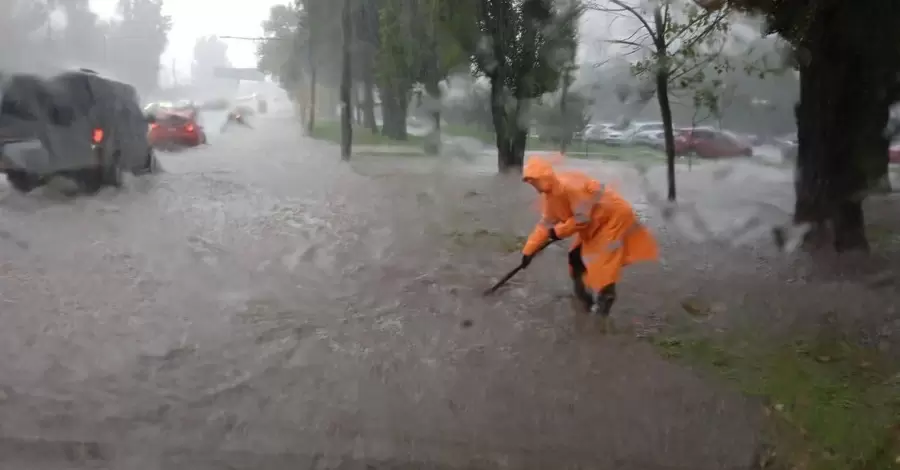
[627,1,734,117]
[375,0,417,90]
[654,331,900,470]
[376,0,469,95]
[107,0,172,91]
[453,0,581,100]
[257,3,304,89]
[532,87,592,145]
[191,36,231,85]
[257,0,343,91]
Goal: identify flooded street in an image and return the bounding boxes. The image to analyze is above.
[2,111,896,469]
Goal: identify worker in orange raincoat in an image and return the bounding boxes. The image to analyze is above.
[520,157,659,317]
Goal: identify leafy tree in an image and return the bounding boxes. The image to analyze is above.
[259,3,308,122]
[532,87,592,148]
[375,0,417,140]
[0,2,50,71]
[695,0,900,251]
[374,0,470,146]
[106,0,171,93]
[57,0,108,68]
[351,0,381,133]
[340,0,352,160]
[191,36,232,90]
[589,0,732,200]
[447,0,581,171]
[258,0,343,133]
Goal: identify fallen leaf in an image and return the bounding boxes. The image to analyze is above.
[681,297,711,317]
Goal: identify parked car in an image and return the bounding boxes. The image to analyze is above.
[197,98,230,111]
[677,128,752,158]
[631,130,667,149]
[889,141,900,163]
[622,121,665,141]
[774,132,798,161]
[148,109,207,149]
[582,124,608,142]
[0,69,157,193]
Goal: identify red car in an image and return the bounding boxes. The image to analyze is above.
[148,110,207,149]
[890,144,900,163]
[675,128,752,158]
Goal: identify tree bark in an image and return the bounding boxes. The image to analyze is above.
[558,73,571,153]
[792,4,893,252]
[423,77,441,155]
[306,65,317,134]
[656,69,677,201]
[339,0,352,161]
[491,76,526,172]
[379,85,408,140]
[362,72,378,133]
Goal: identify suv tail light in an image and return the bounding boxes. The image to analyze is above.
[184,123,195,132]
[92,128,104,143]
[149,123,159,130]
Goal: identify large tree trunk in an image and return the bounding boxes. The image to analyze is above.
[362,70,378,133]
[339,0,352,161]
[656,69,677,201]
[379,85,408,140]
[350,83,362,125]
[558,73,570,154]
[490,76,526,172]
[423,77,441,155]
[307,65,317,134]
[792,4,894,252]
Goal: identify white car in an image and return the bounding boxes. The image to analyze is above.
[622,122,666,141]
[602,129,628,146]
[631,130,666,149]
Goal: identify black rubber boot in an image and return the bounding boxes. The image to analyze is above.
[568,247,594,314]
[597,284,617,317]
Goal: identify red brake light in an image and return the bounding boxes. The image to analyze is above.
[150,123,159,130]
[184,123,195,132]
[92,128,104,143]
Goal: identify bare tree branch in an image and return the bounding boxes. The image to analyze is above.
[586,0,657,41]
[667,8,728,50]
[668,39,726,83]
[607,38,650,49]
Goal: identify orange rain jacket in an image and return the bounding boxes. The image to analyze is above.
[522,157,658,291]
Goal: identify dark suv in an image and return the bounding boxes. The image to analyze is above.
[0,69,157,193]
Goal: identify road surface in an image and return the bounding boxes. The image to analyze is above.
[0,110,766,469]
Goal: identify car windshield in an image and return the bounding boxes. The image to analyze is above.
[721,131,741,141]
[158,113,191,126]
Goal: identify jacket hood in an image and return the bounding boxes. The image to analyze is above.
[522,156,557,186]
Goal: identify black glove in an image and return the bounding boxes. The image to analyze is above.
[521,254,533,268]
[548,228,560,241]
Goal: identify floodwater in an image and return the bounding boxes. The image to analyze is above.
[0,109,896,469]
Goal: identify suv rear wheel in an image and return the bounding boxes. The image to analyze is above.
[6,171,43,193]
[101,151,123,187]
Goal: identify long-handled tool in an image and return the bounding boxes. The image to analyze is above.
[482,240,554,296]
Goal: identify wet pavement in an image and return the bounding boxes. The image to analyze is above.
[3,110,878,469]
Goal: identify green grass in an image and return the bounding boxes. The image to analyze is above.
[309,121,425,147]
[442,123,664,160]
[443,123,496,143]
[652,331,900,469]
[310,120,665,162]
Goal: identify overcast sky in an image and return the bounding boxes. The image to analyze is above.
[85,1,745,85]
[90,0,285,81]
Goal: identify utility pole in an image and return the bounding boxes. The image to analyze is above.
[171,58,177,87]
[339,0,353,161]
